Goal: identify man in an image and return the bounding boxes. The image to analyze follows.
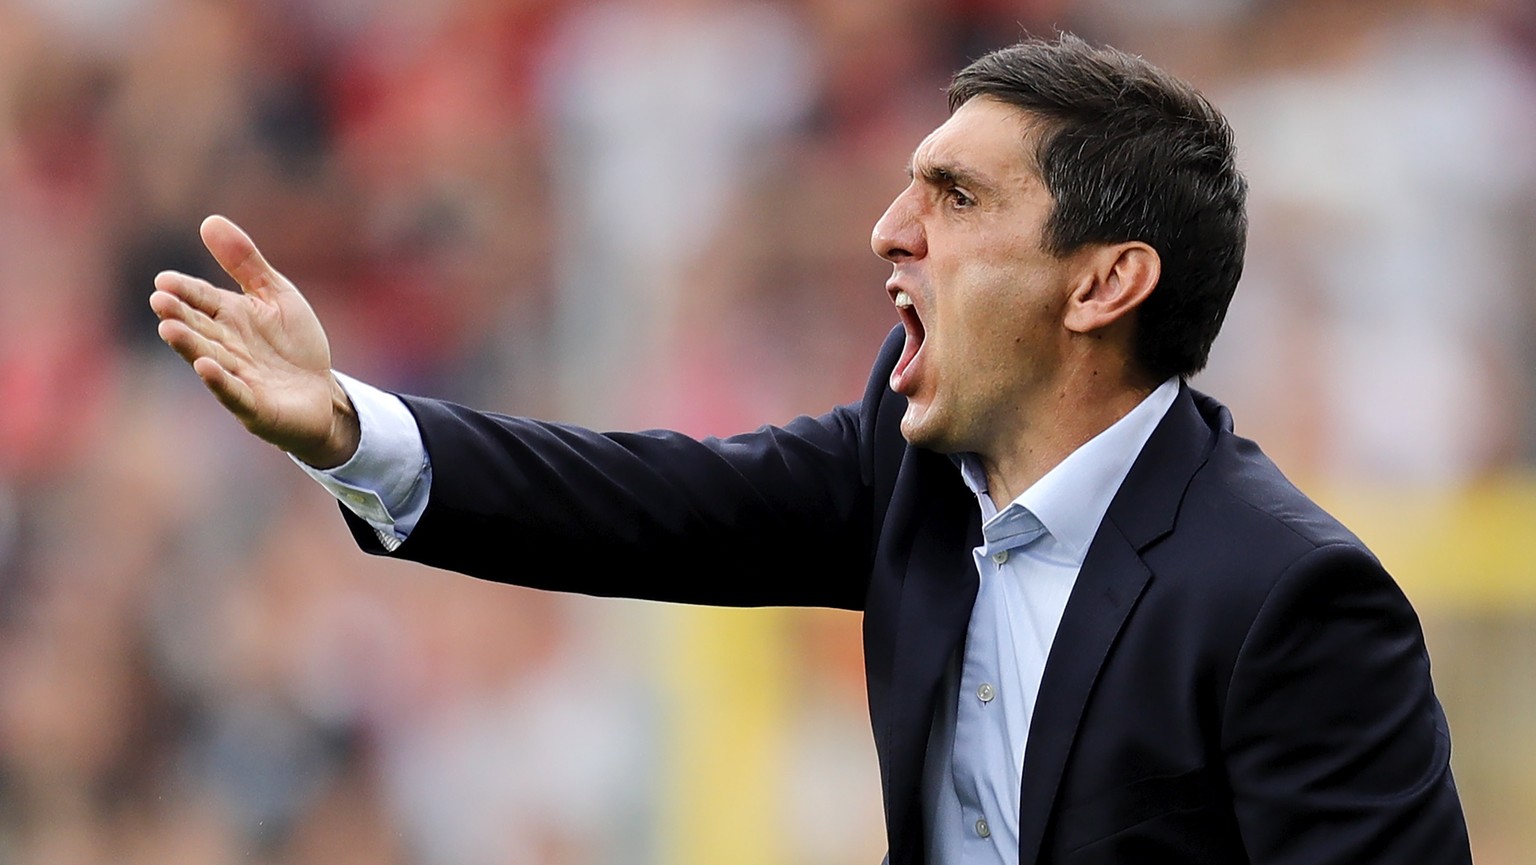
[150,35,1471,865]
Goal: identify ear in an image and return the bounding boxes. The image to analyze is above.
[1063,242,1160,335]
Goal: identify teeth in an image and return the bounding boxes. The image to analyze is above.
[894,289,913,309]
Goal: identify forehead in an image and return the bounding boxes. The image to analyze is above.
[911,96,1041,181]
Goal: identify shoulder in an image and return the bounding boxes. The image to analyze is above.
[1110,385,1365,565]
[1182,388,1369,564]
[1128,387,1404,639]
[1121,388,1439,715]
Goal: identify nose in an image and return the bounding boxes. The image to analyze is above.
[871,186,926,262]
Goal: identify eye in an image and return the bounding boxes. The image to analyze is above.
[945,187,976,210]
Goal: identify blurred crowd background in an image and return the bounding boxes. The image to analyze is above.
[1,0,1534,862]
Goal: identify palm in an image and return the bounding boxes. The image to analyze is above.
[220,275,332,443]
[150,216,356,467]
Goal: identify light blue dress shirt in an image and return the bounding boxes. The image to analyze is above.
[292,372,432,551]
[300,372,1179,865]
[921,379,1178,865]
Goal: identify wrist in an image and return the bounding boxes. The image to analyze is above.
[293,373,361,469]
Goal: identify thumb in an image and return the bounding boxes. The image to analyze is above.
[200,214,290,300]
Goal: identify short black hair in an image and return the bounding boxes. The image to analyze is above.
[948,34,1248,381]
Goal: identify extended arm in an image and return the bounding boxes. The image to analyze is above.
[348,395,876,610]
[153,217,879,610]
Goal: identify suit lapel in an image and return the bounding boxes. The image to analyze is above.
[881,446,982,865]
[1015,527,1151,863]
[1015,385,1221,864]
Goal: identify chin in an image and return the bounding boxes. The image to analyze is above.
[899,405,961,454]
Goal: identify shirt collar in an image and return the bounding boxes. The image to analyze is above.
[955,378,1180,564]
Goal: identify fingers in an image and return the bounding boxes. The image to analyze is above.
[152,270,230,321]
[191,356,257,420]
[155,315,240,374]
[155,314,258,420]
[151,276,236,351]
[199,214,288,300]
[151,281,248,371]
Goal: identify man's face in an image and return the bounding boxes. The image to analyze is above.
[872,96,1079,456]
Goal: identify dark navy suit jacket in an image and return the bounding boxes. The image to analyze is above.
[344,328,1471,864]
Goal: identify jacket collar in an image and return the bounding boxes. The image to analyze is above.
[878,383,1227,865]
[1013,382,1225,863]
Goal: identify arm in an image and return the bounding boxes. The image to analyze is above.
[153,216,879,610]
[1223,543,1471,865]
[348,395,876,610]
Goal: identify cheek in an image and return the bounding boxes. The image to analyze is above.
[942,284,1059,397]
[947,274,1043,349]
[929,243,1063,350]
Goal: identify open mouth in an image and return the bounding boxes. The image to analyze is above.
[891,289,925,394]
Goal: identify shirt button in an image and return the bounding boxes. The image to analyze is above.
[975,818,991,838]
[991,550,1009,565]
[977,683,995,703]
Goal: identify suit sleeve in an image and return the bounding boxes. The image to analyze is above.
[1222,543,1472,865]
[339,397,878,610]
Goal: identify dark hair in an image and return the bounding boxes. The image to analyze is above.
[948,34,1248,381]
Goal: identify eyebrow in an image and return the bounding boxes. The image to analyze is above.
[906,156,1000,201]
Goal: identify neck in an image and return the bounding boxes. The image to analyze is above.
[978,362,1162,509]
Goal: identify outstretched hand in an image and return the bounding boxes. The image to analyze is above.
[150,215,360,468]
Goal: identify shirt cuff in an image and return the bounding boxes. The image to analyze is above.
[291,371,432,550]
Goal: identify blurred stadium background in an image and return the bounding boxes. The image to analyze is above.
[1,0,1533,862]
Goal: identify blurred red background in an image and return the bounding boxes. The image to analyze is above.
[1,0,1533,863]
